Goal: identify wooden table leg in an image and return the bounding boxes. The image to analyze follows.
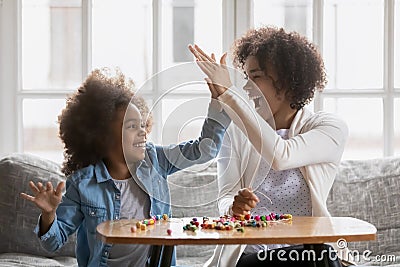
[149,245,162,267]
[160,245,174,267]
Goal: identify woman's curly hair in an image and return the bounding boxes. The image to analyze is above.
[58,68,153,176]
[232,26,327,110]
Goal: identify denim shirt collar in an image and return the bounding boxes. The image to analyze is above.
[94,161,112,183]
[94,158,149,183]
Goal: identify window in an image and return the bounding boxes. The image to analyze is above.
[0,0,398,162]
[92,0,152,86]
[22,0,82,90]
[0,0,223,162]
[395,98,400,155]
[253,0,313,39]
[253,0,397,160]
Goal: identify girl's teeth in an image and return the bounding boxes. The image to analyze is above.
[133,142,145,147]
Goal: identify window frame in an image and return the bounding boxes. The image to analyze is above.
[0,0,398,159]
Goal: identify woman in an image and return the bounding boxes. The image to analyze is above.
[189,26,349,267]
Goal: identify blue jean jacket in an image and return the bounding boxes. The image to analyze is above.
[34,101,230,267]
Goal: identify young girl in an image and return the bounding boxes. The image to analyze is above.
[189,26,348,267]
[20,68,231,267]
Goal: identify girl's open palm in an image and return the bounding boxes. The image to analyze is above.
[20,181,65,214]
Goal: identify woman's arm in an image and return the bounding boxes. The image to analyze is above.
[216,127,241,215]
[218,88,348,170]
[217,125,260,215]
[188,45,348,171]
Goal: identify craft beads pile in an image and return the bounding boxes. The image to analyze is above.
[183,213,292,232]
[134,214,169,231]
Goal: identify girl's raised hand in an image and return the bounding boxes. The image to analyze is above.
[20,181,65,215]
[188,44,232,97]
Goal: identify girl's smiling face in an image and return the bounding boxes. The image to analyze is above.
[108,103,147,165]
[122,104,147,163]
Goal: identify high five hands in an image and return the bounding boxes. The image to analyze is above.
[188,44,232,98]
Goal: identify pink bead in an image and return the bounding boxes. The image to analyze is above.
[167,229,172,235]
[254,215,261,221]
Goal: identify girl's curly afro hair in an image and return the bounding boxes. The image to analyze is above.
[232,26,327,110]
[58,68,153,176]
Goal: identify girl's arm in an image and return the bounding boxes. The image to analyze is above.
[20,181,64,235]
[21,179,84,252]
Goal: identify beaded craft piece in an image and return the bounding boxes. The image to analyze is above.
[183,213,293,232]
[134,214,169,231]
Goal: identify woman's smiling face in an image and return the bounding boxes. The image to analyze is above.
[243,56,286,116]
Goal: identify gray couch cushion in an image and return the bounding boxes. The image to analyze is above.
[327,156,400,265]
[169,162,219,218]
[0,253,77,267]
[0,153,76,258]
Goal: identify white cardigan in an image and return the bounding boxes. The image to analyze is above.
[204,88,349,267]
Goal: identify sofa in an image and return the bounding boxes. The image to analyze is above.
[0,153,399,267]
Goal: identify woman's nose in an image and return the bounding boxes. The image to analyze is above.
[243,79,253,91]
[139,128,147,138]
[243,83,255,96]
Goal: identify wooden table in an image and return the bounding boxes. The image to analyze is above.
[97,216,376,267]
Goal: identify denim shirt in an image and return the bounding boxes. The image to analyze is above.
[34,101,230,267]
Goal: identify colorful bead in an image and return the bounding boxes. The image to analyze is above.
[237,227,245,232]
[182,213,292,233]
[167,229,172,235]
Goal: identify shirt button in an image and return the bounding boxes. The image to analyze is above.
[115,216,119,220]
[116,194,120,200]
[104,251,108,256]
[90,211,95,216]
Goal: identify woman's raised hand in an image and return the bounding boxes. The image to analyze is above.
[231,188,260,216]
[20,181,65,215]
[188,44,232,98]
